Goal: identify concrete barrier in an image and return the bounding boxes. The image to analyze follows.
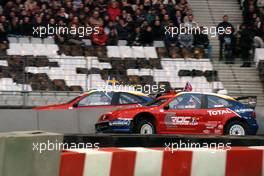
[60,147,264,176]
[0,106,263,134]
[0,109,116,134]
[256,106,264,134]
[0,131,63,176]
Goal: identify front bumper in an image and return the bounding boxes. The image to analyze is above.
[95,119,133,133]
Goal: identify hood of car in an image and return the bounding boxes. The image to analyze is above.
[32,103,70,110]
[101,106,159,121]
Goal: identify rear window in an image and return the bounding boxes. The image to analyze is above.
[207,95,232,108]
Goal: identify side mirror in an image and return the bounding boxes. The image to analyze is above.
[163,105,169,110]
[72,103,78,108]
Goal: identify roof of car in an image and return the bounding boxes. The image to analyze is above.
[79,89,150,97]
[158,92,235,100]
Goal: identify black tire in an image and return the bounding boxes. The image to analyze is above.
[224,120,248,136]
[135,119,156,134]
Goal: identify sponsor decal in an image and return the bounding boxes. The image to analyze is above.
[203,129,210,134]
[109,119,131,126]
[205,121,218,129]
[235,109,254,113]
[214,129,222,134]
[218,124,224,129]
[165,113,198,128]
[207,109,232,116]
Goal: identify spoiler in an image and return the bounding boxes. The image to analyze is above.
[235,96,257,109]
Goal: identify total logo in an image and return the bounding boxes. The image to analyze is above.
[207,109,232,116]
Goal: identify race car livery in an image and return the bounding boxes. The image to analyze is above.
[95,92,258,135]
[33,90,153,110]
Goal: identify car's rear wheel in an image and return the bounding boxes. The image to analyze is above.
[224,121,248,136]
[136,119,156,134]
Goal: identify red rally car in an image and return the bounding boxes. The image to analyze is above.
[95,92,258,135]
[33,90,153,110]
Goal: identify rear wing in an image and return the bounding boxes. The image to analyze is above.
[235,96,257,109]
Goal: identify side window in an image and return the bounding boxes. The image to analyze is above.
[207,95,231,108]
[118,93,144,105]
[168,94,202,109]
[78,92,113,106]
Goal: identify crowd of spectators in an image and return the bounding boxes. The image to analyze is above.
[0,0,210,58]
[237,0,264,66]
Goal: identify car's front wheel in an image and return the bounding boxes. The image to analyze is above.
[136,119,156,134]
[224,121,248,136]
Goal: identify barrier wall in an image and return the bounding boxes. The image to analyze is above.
[0,107,263,134]
[0,108,115,134]
[60,147,264,176]
[256,106,264,134]
[0,131,63,176]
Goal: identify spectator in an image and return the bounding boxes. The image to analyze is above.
[164,23,178,47]
[121,0,133,14]
[107,0,121,22]
[9,17,20,36]
[239,24,254,67]
[116,18,129,40]
[0,0,196,55]
[141,25,154,46]
[68,24,85,45]
[183,14,198,28]
[152,20,164,40]
[178,27,194,58]
[175,0,189,12]
[171,10,183,27]
[217,15,235,60]
[128,26,142,46]
[107,28,118,45]
[91,27,108,46]
[257,0,264,7]
[193,27,211,59]
[89,10,104,27]
[20,16,33,36]
[0,23,7,43]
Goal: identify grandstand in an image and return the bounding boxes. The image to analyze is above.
[0,0,263,107]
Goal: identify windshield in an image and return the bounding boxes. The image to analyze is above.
[66,95,83,104]
[146,98,168,106]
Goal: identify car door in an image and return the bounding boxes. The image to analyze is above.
[202,95,234,134]
[161,93,207,134]
[74,91,116,109]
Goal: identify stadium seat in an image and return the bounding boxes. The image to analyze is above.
[132,46,145,58]
[8,37,18,43]
[144,47,158,58]
[31,38,43,44]
[153,41,165,47]
[119,46,133,58]
[107,46,121,58]
[83,39,92,46]
[19,37,30,43]
[43,38,55,44]
[118,40,127,46]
